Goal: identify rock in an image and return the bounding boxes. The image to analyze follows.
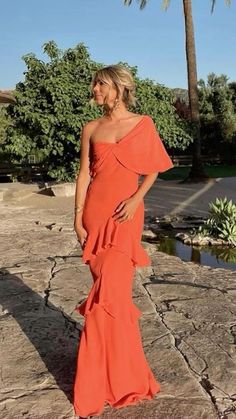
[175,232,189,241]
[183,238,192,245]
[142,229,157,238]
[176,231,235,248]
[171,222,191,229]
[50,182,76,197]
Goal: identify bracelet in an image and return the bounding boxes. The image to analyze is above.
[74,204,84,213]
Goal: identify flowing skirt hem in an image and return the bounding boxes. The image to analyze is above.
[74,383,160,417]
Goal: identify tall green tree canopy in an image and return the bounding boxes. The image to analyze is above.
[0,107,11,147]
[4,41,191,181]
[198,73,236,157]
[5,41,100,180]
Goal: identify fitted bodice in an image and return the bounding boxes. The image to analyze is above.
[80,115,173,268]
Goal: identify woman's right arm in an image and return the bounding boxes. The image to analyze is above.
[74,122,94,246]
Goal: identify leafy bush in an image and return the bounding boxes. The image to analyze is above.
[198,197,236,246]
[134,77,192,150]
[0,107,11,147]
[198,73,236,160]
[4,41,101,181]
[3,41,192,181]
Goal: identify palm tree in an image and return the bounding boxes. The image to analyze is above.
[124,0,231,180]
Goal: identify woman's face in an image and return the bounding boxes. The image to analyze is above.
[92,77,118,107]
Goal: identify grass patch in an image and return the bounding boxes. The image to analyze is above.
[159,165,236,181]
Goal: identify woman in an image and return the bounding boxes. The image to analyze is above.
[73,64,173,418]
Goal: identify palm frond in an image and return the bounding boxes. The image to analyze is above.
[124,0,133,5]
[211,0,232,13]
[162,0,171,11]
[139,0,148,10]
[124,0,171,11]
[211,0,216,12]
[124,0,147,9]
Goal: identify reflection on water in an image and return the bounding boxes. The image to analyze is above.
[156,235,236,271]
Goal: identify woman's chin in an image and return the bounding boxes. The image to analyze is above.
[95,100,103,106]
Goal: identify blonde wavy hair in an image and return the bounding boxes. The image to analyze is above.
[90,64,137,108]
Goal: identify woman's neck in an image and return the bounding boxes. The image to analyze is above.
[103,102,130,121]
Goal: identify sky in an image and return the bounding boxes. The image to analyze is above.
[1,0,236,90]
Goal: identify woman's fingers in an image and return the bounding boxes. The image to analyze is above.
[113,200,135,222]
[77,234,87,248]
[114,201,126,214]
[115,211,133,222]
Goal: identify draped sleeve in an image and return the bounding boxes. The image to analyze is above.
[113,115,174,175]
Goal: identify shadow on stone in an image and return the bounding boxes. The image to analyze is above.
[148,274,227,293]
[0,268,81,404]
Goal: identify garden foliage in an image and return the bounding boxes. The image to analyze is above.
[198,197,236,246]
[198,73,236,159]
[4,41,192,181]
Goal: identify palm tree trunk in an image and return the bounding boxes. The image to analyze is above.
[183,0,208,180]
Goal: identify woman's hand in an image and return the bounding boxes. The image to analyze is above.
[74,220,88,249]
[112,196,141,223]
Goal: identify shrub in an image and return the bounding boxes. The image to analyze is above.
[198,197,236,246]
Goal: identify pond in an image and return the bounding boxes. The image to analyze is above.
[148,232,236,271]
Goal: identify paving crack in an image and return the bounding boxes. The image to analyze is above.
[192,322,234,360]
[44,257,57,307]
[220,405,236,419]
[143,332,170,348]
[229,324,236,345]
[160,305,233,401]
[140,268,225,418]
[42,255,82,333]
[178,337,208,375]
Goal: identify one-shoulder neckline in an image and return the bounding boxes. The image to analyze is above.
[91,115,147,146]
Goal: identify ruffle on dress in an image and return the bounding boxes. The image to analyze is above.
[82,215,151,268]
[76,286,142,324]
[76,244,143,324]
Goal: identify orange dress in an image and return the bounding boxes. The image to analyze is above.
[73,115,173,417]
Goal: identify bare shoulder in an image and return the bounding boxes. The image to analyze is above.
[82,119,100,135]
[80,119,103,145]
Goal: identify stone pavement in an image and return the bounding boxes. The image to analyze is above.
[2,176,236,217]
[145,177,236,218]
[0,180,236,419]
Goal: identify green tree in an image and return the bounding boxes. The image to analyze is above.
[0,107,11,147]
[134,74,192,150]
[4,42,191,181]
[229,81,236,112]
[4,41,101,181]
[124,0,232,180]
[198,73,236,160]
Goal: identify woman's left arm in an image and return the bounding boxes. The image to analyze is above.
[112,172,158,222]
[132,172,158,202]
